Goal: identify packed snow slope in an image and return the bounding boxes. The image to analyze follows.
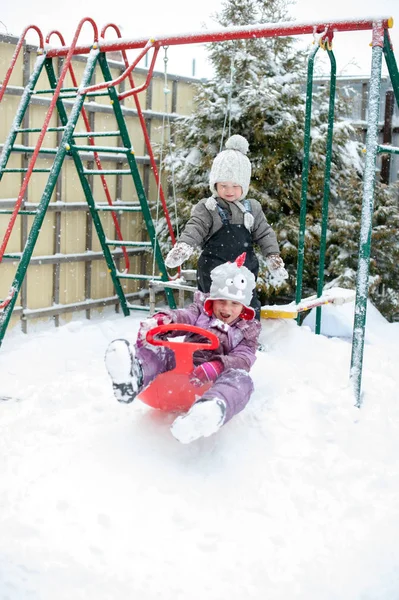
[1,302,399,600]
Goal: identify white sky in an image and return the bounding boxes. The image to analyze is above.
[1,298,399,598]
[1,0,398,79]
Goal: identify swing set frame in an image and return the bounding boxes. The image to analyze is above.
[0,15,397,407]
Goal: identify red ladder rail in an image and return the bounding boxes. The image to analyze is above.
[45,28,130,272]
[100,23,177,248]
[0,17,99,263]
[0,25,44,103]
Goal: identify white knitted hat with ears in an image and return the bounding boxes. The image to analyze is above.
[203,253,256,321]
[209,135,251,201]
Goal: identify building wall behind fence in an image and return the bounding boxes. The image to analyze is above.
[313,76,399,184]
[0,35,199,332]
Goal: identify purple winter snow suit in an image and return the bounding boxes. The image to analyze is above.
[136,292,262,423]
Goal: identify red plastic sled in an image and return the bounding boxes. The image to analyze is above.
[137,323,220,412]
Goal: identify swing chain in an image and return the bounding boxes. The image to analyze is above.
[161,45,179,240]
[220,53,236,151]
[151,44,179,279]
[163,46,170,94]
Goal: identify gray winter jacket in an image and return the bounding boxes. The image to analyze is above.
[178,196,280,257]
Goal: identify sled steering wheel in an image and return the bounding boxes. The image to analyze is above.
[137,323,220,412]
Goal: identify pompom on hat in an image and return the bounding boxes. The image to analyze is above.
[204,253,256,321]
[209,135,251,201]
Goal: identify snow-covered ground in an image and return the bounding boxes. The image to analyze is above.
[1,301,399,600]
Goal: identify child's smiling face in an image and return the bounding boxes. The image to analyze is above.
[212,299,243,324]
[216,182,243,202]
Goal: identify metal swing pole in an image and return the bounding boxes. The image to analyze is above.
[350,21,385,407]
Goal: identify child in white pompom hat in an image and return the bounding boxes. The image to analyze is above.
[165,134,288,319]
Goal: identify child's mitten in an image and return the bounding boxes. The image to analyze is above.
[265,254,289,287]
[137,313,172,347]
[165,242,194,268]
[190,361,224,387]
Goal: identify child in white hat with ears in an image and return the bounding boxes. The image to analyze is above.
[165,134,288,319]
[105,253,261,444]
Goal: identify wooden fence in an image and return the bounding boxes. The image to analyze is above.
[0,34,199,332]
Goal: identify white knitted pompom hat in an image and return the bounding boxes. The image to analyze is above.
[209,134,251,201]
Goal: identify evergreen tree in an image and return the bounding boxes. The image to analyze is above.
[327,172,399,321]
[162,0,399,320]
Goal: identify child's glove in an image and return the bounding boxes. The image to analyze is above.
[165,242,194,268]
[137,313,172,347]
[265,253,289,287]
[190,361,224,387]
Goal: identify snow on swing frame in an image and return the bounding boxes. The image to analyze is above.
[6,15,395,406]
[43,17,393,58]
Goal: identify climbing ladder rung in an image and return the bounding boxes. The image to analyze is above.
[34,87,79,94]
[126,303,150,312]
[34,87,113,99]
[149,280,196,292]
[2,168,52,173]
[72,145,130,153]
[378,144,399,155]
[14,126,66,134]
[117,273,162,281]
[95,204,141,212]
[0,210,37,215]
[7,145,58,155]
[59,91,111,99]
[2,254,22,260]
[8,129,121,143]
[83,169,132,175]
[107,240,151,247]
[72,131,121,138]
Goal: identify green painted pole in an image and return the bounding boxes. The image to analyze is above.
[383,30,399,110]
[0,54,46,178]
[296,44,319,312]
[315,49,336,334]
[350,23,384,406]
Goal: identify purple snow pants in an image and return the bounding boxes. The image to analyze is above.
[136,345,254,423]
